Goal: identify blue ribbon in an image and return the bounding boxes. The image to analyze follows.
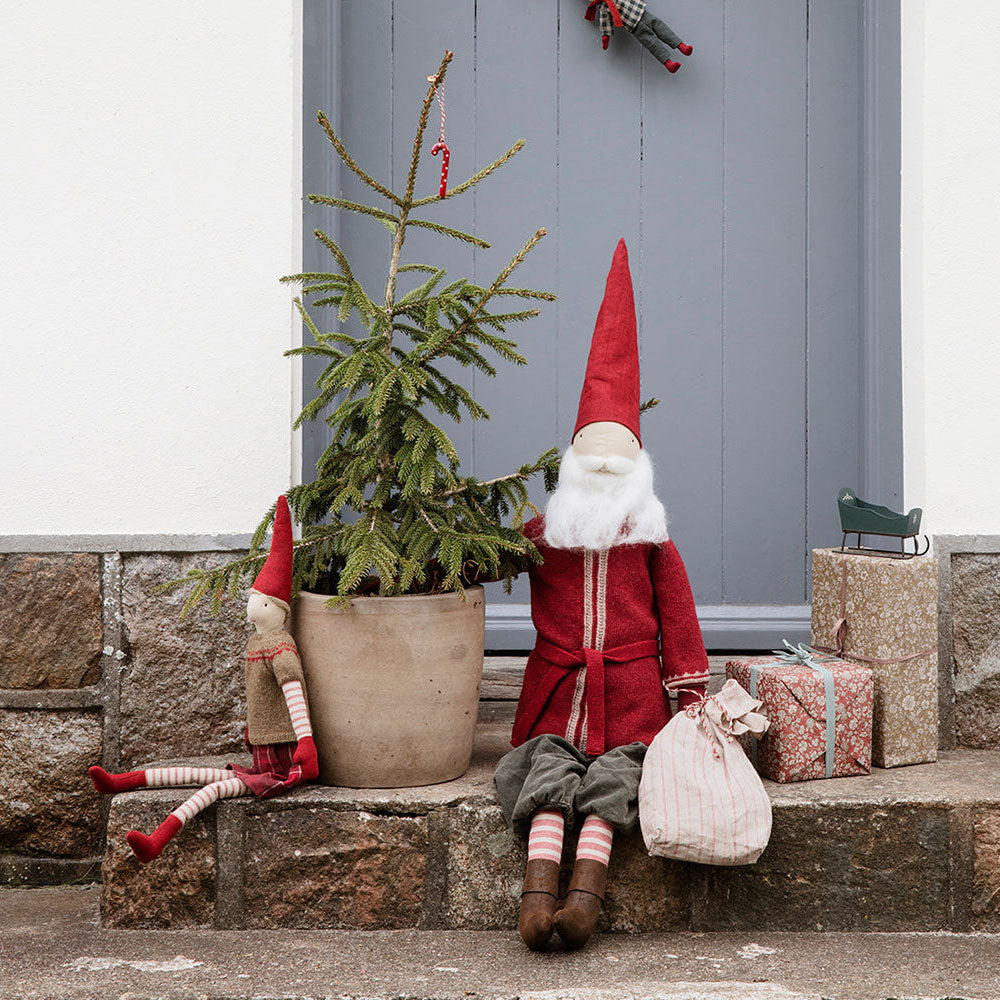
[749,641,838,779]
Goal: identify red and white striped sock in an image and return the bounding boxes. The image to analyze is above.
[90,765,234,795]
[281,681,313,739]
[576,814,614,865]
[170,776,247,826]
[527,809,565,864]
[125,777,247,864]
[144,766,232,787]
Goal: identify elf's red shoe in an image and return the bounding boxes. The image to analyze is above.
[89,765,146,795]
[601,34,609,49]
[665,59,681,73]
[678,43,693,56]
[126,815,182,864]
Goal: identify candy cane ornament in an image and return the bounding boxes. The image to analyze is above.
[431,141,450,198]
[427,74,450,198]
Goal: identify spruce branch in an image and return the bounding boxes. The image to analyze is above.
[421,227,548,362]
[438,450,560,498]
[316,110,402,207]
[308,195,398,226]
[410,139,526,207]
[407,218,491,248]
[406,50,453,206]
[311,229,353,281]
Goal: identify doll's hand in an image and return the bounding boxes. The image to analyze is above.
[293,735,319,780]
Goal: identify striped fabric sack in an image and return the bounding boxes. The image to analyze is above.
[638,679,773,865]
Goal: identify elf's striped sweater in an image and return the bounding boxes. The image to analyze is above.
[245,628,311,745]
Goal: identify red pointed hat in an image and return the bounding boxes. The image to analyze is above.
[251,495,293,609]
[573,238,642,444]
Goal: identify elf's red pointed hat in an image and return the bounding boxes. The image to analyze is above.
[251,495,293,609]
[573,238,642,445]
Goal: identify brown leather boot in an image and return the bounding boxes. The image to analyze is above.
[518,858,561,951]
[554,857,608,950]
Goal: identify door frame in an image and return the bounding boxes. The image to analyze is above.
[299,0,902,650]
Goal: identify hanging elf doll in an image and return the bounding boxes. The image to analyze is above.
[584,0,693,72]
[493,239,710,951]
[89,495,319,863]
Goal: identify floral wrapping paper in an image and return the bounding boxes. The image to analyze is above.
[725,656,874,783]
[811,548,938,768]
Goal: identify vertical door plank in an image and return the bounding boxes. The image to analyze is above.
[337,0,393,333]
[472,1,559,488]
[640,0,724,603]
[556,0,643,447]
[806,0,863,572]
[391,1,477,467]
[301,0,341,474]
[722,0,808,604]
[302,1,394,472]
[475,1,560,611]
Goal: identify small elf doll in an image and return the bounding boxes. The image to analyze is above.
[89,495,319,863]
[584,0,693,71]
[493,239,710,951]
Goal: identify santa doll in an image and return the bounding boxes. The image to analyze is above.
[89,495,319,863]
[494,239,710,951]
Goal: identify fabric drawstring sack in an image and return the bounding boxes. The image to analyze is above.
[638,678,773,865]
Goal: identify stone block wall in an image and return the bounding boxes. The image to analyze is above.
[2,534,1000,887]
[0,546,248,885]
[937,538,1000,750]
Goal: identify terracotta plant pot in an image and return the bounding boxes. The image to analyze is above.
[291,586,485,788]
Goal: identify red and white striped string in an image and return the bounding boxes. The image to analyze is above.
[428,75,446,143]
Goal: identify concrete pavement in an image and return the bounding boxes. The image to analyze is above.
[2,887,1000,1000]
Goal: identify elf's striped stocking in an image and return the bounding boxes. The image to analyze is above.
[89,764,233,794]
[126,776,248,864]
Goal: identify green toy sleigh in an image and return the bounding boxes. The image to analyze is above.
[838,487,930,559]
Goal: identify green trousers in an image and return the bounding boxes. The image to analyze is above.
[493,733,647,838]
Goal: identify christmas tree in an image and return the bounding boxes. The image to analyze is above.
[177,51,558,613]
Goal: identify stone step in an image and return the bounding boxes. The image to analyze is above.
[8,886,1000,1000]
[101,722,1000,934]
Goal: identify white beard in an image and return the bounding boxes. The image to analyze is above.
[543,447,669,550]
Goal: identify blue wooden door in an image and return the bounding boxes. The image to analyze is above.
[302,0,901,649]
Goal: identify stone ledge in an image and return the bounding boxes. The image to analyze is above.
[0,853,102,887]
[0,687,104,710]
[102,723,1000,933]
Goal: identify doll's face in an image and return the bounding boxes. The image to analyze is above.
[246,590,287,633]
[571,421,640,474]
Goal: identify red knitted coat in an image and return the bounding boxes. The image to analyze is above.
[511,515,710,755]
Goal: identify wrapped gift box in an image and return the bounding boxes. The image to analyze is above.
[811,547,938,767]
[726,652,873,783]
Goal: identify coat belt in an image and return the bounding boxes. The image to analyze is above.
[515,637,661,756]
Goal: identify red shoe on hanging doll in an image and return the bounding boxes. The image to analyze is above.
[584,0,692,71]
[88,495,319,864]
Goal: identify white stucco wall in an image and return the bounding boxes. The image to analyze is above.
[2,2,996,540]
[902,0,1000,537]
[0,2,301,536]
